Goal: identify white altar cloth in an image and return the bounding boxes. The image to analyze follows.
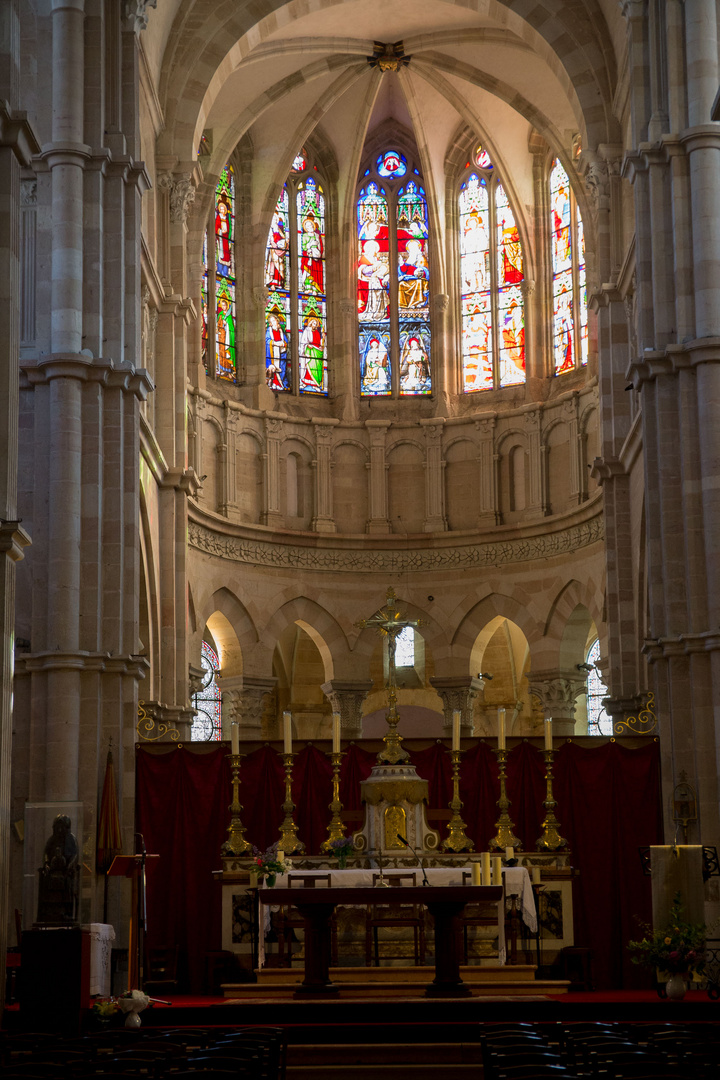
[257,866,531,967]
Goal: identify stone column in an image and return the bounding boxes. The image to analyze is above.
[420,418,446,532]
[365,420,391,533]
[529,672,586,738]
[311,418,339,533]
[524,409,544,516]
[321,679,373,740]
[263,417,284,527]
[430,676,484,736]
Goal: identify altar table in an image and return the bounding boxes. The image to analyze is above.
[258,866,536,966]
[258,884,503,997]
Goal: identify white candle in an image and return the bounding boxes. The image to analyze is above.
[230,721,239,757]
[452,710,461,751]
[481,851,491,886]
[277,849,284,865]
[332,712,341,754]
[505,846,514,861]
[498,707,506,750]
[492,856,503,886]
[532,866,541,885]
[544,718,553,751]
[471,862,482,886]
[283,711,292,755]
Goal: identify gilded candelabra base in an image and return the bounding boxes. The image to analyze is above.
[489,747,522,851]
[442,749,474,853]
[377,685,410,764]
[536,749,568,852]
[222,754,252,856]
[278,753,305,855]
[321,751,346,853]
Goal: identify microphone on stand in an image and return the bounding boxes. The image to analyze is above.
[397,834,431,886]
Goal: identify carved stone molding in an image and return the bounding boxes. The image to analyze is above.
[321,679,373,738]
[188,513,604,573]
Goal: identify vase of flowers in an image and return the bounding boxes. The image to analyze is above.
[628,894,707,1001]
[253,843,288,886]
[329,836,355,870]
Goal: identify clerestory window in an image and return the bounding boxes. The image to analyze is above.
[459,145,526,392]
[264,150,328,395]
[357,149,432,397]
[550,159,588,374]
[202,164,237,381]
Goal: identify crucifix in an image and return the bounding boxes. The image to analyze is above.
[356,587,423,763]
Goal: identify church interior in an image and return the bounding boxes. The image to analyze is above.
[2,0,720,1067]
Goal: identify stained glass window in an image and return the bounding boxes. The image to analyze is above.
[551,159,588,374]
[585,639,611,736]
[201,233,208,369]
[357,151,431,397]
[459,152,525,392]
[264,154,328,395]
[214,165,236,380]
[191,641,222,742]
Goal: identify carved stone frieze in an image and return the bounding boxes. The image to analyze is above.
[188,514,603,573]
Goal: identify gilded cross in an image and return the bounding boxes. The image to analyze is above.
[356,587,422,688]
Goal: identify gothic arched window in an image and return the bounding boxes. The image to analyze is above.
[264,151,328,395]
[550,159,588,374]
[191,640,222,742]
[357,149,432,397]
[202,164,237,381]
[585,638,611,736]
[459,145,526,392]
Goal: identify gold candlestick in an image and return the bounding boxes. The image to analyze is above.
[489,747,521,851]
[278,752,305,854]
[535,749,568,851]
[222,754,251,855]
[442,748,474,852]
[321,751,346,852]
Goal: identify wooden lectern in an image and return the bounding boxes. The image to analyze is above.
[108,852,159,990]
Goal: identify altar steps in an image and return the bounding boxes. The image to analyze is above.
[286,1041,483,1080]
[222,964,570,999]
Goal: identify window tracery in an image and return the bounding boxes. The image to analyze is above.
[265,151,328,395]
[357,148,431,397]
[459,144,526,392]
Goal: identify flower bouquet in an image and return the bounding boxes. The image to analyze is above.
[92,996,119,1025]
[329,836,355,869]
[117,989,151,1028]
[253,843,288,886]
[628,894,707,998]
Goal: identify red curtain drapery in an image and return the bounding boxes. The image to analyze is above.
[136,738,661,992]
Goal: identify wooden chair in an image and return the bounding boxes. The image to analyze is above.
[459,870,502,963]
[365,872,425,966]
[275,873,333,967]
[143,944,179,994]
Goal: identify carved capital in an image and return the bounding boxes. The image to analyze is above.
[168,174,196,224]
[252,286,269,309]
[188,663,205,699]
[21,179,37,207]
[321,680,373,737]
[340,297,356,318]
[124,0,157,32]
[430,676,484,731]
[236,676,277,734]
[433,293,450,314]
[529,672,586,722]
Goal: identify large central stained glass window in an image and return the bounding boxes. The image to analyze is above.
[357,149,432,397]
[264,151,328,395]
[459,145,526,392]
